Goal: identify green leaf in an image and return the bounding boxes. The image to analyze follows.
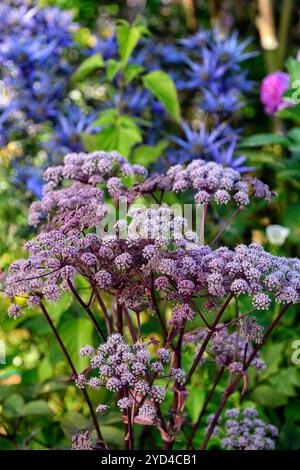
[132,140,169,165]
[269,370,297,397]
[279,421,300,450]
[81,133,101,152]
[283,202,300,243]
[57,311,94,370]
[71,53,104,83]
[97,126,142,157]
[284,400,300,421]
[260,342,285,379]
[285,57,300,82]
[92,108,117,127]
[3,394,25,418]
[101,426,124,445]
[106,59,121,82]
[239,133,291,148]
[22,400,53,417]
[143,70,181,123]
[250,385,288,408]
[61,411,90,436]
[116,22,146,67]
[73,27,94,48]
[82,115,142,157]
[124,64,144,84]
[186,388,205,422]
[288,127,300,143]
[46,292,73,320]
[277,105,300,121]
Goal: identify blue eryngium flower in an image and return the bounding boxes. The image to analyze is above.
[170,122,228,157]
[179,30,211,49]
[213,31,257,66]
[0,0,77,127]
[211,138,253,173]
[166,120,250,172]
[12,161,43,198]
[179,49,229,91]
[48,105,98,155]
[201,89,242,114]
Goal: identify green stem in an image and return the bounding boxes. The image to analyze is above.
[278,0,294,69]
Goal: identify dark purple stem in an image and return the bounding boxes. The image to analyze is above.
[39,300,104,443]
[186,366,225,449]
[182,293,234,388]
[200,303,290,450]
[210,206,243,247]
[67,280,106,340]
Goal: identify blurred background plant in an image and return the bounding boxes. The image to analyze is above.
[1,0,300,450]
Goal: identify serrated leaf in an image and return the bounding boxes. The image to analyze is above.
[143,70,181,123]
[82,116,142,157]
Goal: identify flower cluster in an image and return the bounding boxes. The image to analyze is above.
[150,159,273,205]
[210,408,278,450]
[5,149,299,450]
[28,150,146,227]
[184,326,265,373]
[239,316,264,344]
[76,334,182,414]
[28,153,272,230]
[152,243,300,320]
[5,152,299,323]
[71,431,93,450]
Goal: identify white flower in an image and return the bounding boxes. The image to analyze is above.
[266,224,290,246]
